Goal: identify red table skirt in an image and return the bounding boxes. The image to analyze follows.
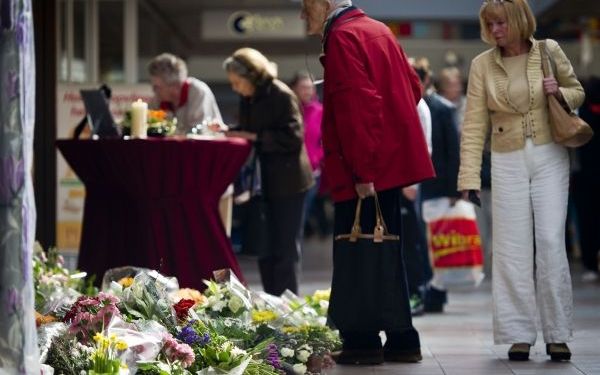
[56,137,251,288]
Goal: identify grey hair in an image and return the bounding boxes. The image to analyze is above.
[147,53,188,84]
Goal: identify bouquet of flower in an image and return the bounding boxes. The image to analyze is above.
[63,292,122,343]
[199,272,252,319]
[119,271,177,330]
[33,242,90,315]
[89,331,129,374]
[121,109,177,137]
[44,334,94,375]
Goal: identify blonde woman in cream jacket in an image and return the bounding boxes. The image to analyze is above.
[458,0,584,362]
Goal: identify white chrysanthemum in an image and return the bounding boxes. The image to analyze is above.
[280,347,295,358]
[231,346,247,356]
[296,349,311,363]
[292,363,307,374]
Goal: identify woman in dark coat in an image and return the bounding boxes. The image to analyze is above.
[221,48,314,296]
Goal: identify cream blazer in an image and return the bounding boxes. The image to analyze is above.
[458,38,585,191]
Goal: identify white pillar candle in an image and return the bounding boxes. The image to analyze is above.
[130,99,148,139]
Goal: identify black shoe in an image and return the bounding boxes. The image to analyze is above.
[546,343,571,361]
[423,303,444,313]
[508,343,530,361]
[424,286,447,313]
[332,348,384,365]
[384,348,422,363]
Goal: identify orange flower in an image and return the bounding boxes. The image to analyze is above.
[148,110,167,122]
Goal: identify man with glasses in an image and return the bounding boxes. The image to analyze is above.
[301,0,435,365]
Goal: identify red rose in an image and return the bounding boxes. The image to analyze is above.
[173,299,196,321]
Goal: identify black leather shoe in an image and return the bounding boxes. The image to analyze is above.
[546,343,571,361]
[384,347,422,363]
[508,343,530,361]
[332,349,384,365]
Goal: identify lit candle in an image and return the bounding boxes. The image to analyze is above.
[130,99,148,139]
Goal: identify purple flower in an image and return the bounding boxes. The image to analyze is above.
[0,156,24,204]
[266,343,281,370]
[6,287,21,314]
[177,325,202,346]
[16,13,27,46]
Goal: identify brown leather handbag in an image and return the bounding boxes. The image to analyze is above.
[540,41,593,148]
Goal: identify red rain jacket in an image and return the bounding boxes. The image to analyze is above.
[320,8,435,202]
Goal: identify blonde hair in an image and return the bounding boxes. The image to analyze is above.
[479,0,536,46]
[223,48,277,86]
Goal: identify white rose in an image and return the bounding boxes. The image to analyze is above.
[280,347,295,358]
[292,363,307,374]
[296,349,310,363]
[211,300,226,312]
[228,296,244,314]
[319,300,329,310]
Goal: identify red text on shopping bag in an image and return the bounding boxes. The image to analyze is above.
[428,218,483,268]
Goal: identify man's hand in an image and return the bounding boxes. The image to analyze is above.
[355,182,375,199]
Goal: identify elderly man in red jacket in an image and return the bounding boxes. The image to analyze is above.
[301,0,435,365]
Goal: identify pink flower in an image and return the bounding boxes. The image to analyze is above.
[162,334,195,368]
[77,297,99,307]
[97,292,120,304]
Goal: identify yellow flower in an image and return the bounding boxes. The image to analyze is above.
[118,277,134,288]
[312,289,331,302]
[93,332,104,342]
[251,310,278,324]
[116,340,128,351]
[282,326,302,334]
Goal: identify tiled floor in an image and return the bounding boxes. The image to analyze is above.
[237,237,600,375]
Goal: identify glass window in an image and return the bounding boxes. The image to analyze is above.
[99,0,124,83]
[71,0,87,82]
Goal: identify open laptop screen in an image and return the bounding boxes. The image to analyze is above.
[80,89,120,138]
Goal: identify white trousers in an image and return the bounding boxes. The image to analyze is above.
[491,139,573,345]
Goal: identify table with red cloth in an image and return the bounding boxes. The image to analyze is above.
[56,137,251,288]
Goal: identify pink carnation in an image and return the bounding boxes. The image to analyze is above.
[163,334,195,368]
[97,292,120,304]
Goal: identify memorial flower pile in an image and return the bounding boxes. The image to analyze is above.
[34,244,340,374]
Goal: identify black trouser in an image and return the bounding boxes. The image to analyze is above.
[574,175,600,272]
[259,191,306,296]
[333,188,420,351]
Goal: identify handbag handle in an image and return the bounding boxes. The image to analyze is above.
[540,40,572,113]
[349,193,391,243]
[539,40,553,79]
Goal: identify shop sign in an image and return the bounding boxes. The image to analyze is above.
[202,10,305,40]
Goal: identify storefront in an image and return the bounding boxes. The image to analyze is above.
[33,0,599,256]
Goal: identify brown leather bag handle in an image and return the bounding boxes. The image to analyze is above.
[348,193,391,243]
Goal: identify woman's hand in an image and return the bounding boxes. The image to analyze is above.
[543,77,564,100]
[461,190,481,200]
[225,130,257,141]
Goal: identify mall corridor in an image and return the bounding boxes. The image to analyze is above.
[238,237,600,375]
